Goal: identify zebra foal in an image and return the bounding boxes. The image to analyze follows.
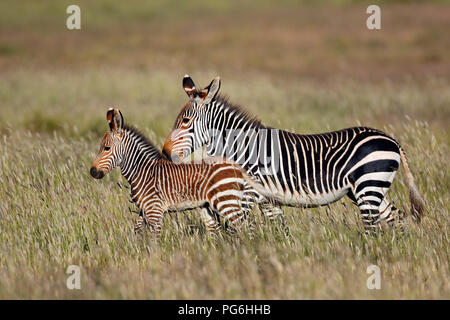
[90,108,252,238]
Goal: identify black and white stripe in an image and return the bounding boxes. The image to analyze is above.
[91,109,257,238]
[163,77,425,233]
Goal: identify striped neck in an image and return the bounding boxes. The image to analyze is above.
[120,126,163,182]
[206,96,265,158]
[209,96,265,130]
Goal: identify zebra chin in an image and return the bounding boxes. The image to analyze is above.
[90,167,105,179]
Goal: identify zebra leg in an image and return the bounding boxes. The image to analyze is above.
[219,183,258,234]
[198,207,221,233]
[349,165,399,235]
[242,182,288,232]
[133,209,146,234]
[356,194,382,235]
[220,205,245,233]
[214,197,252,235]
[356,196,406,235]
[258,199,290,236]
[258,199,284,222]
[142,208,164,239]
[378,197,406,230]
[134,215,145,234]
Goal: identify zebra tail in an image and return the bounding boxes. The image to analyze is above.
[399,147,425,222]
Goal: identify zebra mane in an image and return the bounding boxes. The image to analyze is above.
[123,125,165,160]
[213,95,265,129]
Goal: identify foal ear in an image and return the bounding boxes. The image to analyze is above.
[183,75,196,98]
[199,76,220,104]
[106,108,124,133]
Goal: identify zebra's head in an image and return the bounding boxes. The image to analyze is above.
[162,75,221,162]
[90,108,125,179]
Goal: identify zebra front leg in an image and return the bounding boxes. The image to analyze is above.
[141,208,164,239]
[199,207,221,233]
[134,213,145,234]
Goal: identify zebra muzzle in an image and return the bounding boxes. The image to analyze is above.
[90,167,104,179]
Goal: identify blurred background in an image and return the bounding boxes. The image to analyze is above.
[0,0,449,299]
[0,0,449,140]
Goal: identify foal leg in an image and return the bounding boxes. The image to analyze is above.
[258,199,290,236]
[198,207,221,233]
[214,197,251,235]
[133,210,146,234]
[243,183,289,235]
[140,207,164,239]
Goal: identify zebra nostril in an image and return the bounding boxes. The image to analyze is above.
[90,167,105,179]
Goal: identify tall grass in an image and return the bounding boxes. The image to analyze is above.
[0,71,448,299]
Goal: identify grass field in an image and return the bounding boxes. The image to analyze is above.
[0,1,449,299]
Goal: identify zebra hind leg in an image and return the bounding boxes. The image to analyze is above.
[216,200,256,237]
[349,166,400,235]
[355,192,406,235]
[258,200,290,237]
[142,208,164,239]
[350,186,386,235]
[378,197,407,232]
[220,186,260,236]
[198,207,221,233]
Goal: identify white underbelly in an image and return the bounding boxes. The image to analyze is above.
[168,200,206,211]
[268,187,349,207]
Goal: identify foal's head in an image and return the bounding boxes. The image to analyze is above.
[90,108,125,179]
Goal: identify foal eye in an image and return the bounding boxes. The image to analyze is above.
[182,117,190,124]
[104,146,111,151]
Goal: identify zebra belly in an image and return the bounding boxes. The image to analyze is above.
[167,200,207,211]
[270,186,349,207]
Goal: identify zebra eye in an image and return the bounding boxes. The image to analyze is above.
[104,146,111,151]
[182,117,190,124]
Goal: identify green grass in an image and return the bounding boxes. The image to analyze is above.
[0,0,448,299]
[0,71,448,299]
[3,0,448,29]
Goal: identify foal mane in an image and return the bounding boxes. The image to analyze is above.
[123,125,166,160]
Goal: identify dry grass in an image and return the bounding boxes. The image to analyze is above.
[0,72,448,299]
[0,1,449,299]
[0,1,449,80]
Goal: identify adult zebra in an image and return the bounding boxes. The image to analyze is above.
[162,76,425,233]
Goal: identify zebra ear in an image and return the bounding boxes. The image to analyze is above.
[107,108,123,133]
[183,75,196,98]
[200,76,220,104]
